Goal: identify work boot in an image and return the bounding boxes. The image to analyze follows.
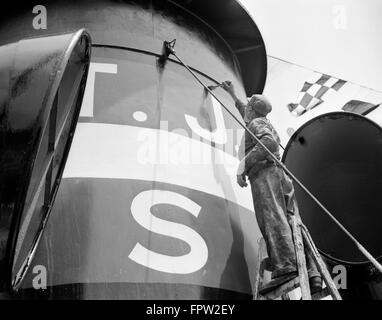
[259,271,298,295]
[309,276,323,294]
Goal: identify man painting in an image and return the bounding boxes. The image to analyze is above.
[221,81,322,295]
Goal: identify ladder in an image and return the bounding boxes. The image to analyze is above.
[253,215,342,300]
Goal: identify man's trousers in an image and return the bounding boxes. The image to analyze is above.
[250,165,320,279]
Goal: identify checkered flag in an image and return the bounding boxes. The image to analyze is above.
[287,74,346,117]
[342,100,380,115]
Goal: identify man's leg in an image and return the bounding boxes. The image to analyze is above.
[282,172,320,278]
[282,172,322,293]
[250,166,297,279]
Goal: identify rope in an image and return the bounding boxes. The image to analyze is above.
[163,40,382,273]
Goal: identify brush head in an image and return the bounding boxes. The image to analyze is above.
[208,80,232,91]
[207,84,222,91]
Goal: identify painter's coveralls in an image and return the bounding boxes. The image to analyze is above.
[236,101,320,280]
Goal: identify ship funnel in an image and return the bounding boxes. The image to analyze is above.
[282,112,382,266]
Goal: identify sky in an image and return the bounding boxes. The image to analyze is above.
[239,0,382,92]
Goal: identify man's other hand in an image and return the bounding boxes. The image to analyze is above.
[237,174,248,188]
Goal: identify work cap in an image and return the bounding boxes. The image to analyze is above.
[248,94,272,116]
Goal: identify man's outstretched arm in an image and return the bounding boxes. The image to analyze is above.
[221,81,246,119]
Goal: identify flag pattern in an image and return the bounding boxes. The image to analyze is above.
[342,100,380,115]
[287,74,346,116]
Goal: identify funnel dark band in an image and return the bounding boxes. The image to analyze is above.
[282,112,382,264]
